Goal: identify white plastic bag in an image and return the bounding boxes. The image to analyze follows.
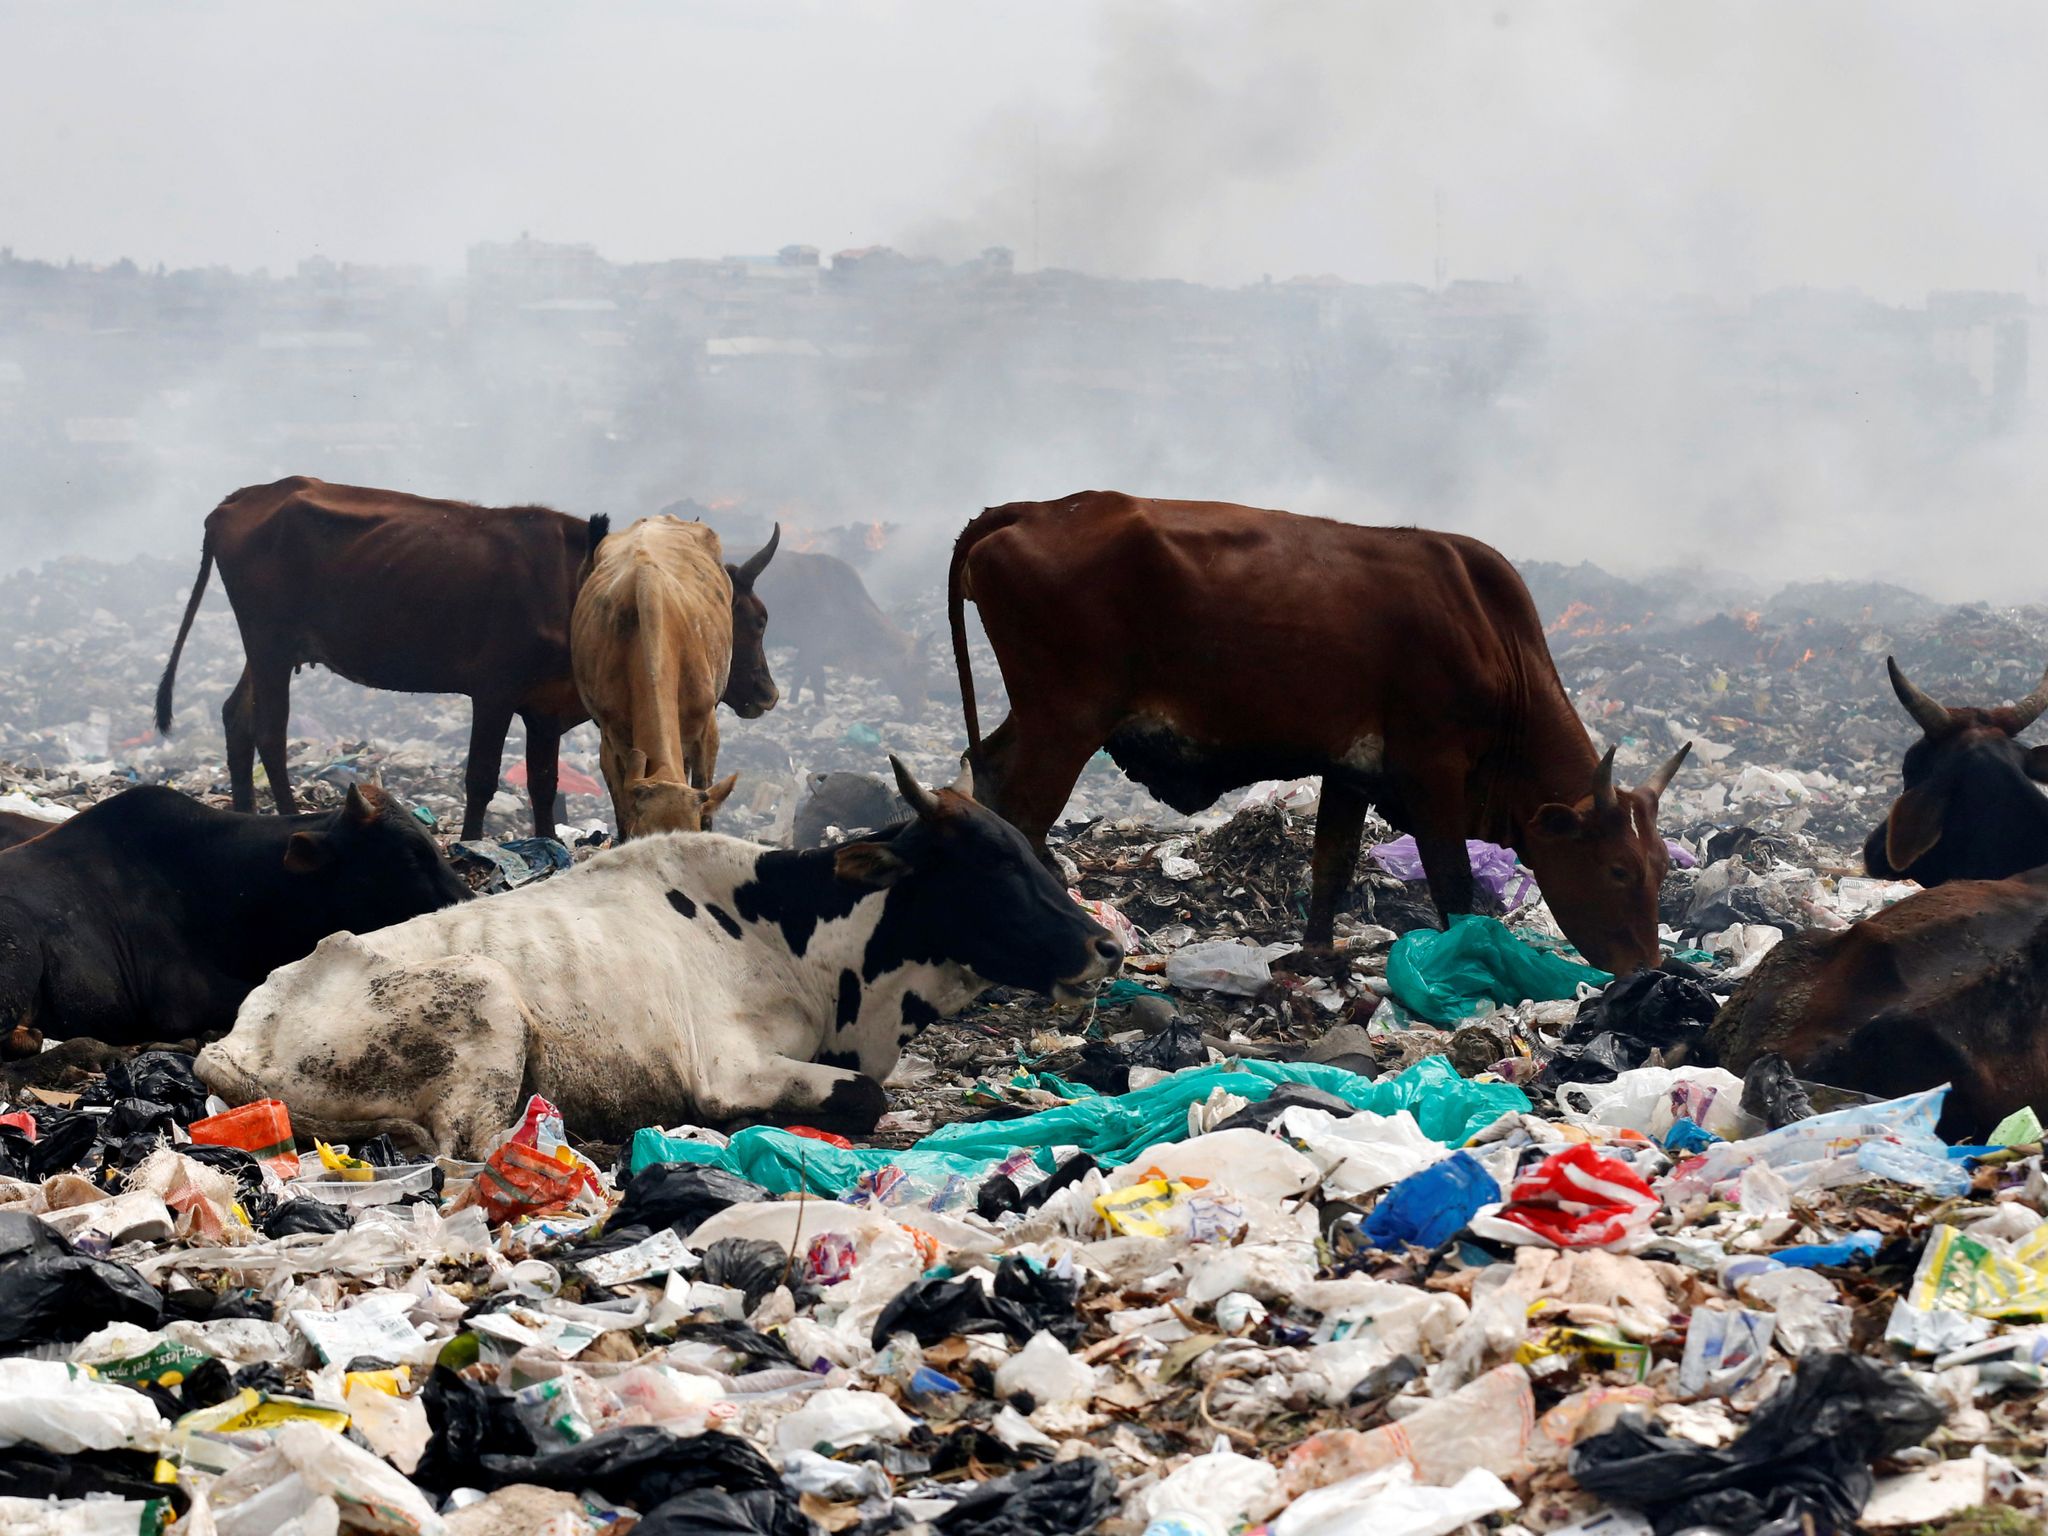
[1273,1463,1519,1536]
[0,1359,164,1454]
[994,1330,1096,1410]
[1164,940,1292,996]
[1143,1440,1283,1526]
[771,1388,913,1456]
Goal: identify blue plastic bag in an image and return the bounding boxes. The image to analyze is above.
[1362,1151,1499,1250]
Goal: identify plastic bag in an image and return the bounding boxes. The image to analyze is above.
[1142,1443,1283,1528]
[476,1424,790,1507]
[0,1360,164,1454]
[1665,1086,1967,1203]
[610,1163,772,1235]
[1539,971,1719,1089]
[1370,835,1537,910]
[1556,1066,1757,1142]
[934,1456,1118,1536]
[1570,1351,1943,1536]
[994,1331,1095,1410]
[205,1421,442,1536]
[634,1488,814,1536]
[1386,916,1610,1025]
[771,1388,914,1456]
[0,1210,162,1348]
[1282,1364,1535,1495]
[1477,1144,1657,1251]
[871,1272,1036,1347]
[1363,1152,1499,1251]
[1273,1463,1519,1536]
[1679,1307,1775,1396]
[1905,1222,2048,1320]
[627,1057,1528,1194]
[1164,940,1292,997]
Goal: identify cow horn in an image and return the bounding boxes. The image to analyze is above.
[344,783,377,825]
[2008,660,2048,732]
[734,523,780,588]
[1591,746,1618,813]
[948,757,975,800]
[1642,740,1691,799]
[1887,656,1951,735]
[889,753,939,821]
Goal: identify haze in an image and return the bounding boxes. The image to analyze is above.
[3,0,2046,598]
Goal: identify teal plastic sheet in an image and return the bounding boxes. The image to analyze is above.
[625,1055,1529,1195]
[1386,914,1612,1025]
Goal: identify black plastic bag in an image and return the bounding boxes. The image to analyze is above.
[0,1208,162,1347]
[0,1446,190,1514]
[1570,1351,1944,1536]
[413,1365,538,1494]
[1129,1019,1206,1073]
[1212,1081,1357,1134]
[1540,971,1718,1089]
[635,1488,819,1536]
[162,1288,273,1324]
[263,1198,355,1238]
[872,1273,1036,1348]
[0,1124,32,1180]
[27,1112,99,1179]
[102,1098,175,1139]
[478,1425,784,1505]
[701,1236,813,1313]
[668,1320,802,1370]
[976,1153,1100,1221]
[936,1456,1118,1536]
[994,1256,1083,1344]
[1741,1052,1816,1130]
[610,1162,771,1236]
[106,1051,210,1122]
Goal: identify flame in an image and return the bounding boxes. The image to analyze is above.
[1794,647,1816,669]
[1734,610,1762,633]
[1545,600,1632,640]
[863,520,888,551]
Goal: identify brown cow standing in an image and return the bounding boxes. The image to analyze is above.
[571,515,777,836]
[154,477,781,842]
[949,493,1687,972]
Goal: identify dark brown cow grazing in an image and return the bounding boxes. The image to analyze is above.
[948,493,1688,971]
[1709,869,2048,1141]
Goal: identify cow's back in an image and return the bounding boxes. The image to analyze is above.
[206,477,589,704]
[759,550,895,656]
[962,493,1549,757]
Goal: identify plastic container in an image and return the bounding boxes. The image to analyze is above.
[188,1099,298,1177]
[287,1164,437,1208]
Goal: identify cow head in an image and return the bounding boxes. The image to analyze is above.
[722,525,781,719]
[281,784,470,930]
[624,749,738,836]
[1863,656,2048,883]
[1519,744,1689,975]
[832,755,1123,999]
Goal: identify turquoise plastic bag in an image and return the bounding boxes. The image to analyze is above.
[626,1055,1528,1194]
[1385,914,1611,1025]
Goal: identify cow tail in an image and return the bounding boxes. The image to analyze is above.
[948,517,988,754]
[155,533,215,735]
[581,513,610,583]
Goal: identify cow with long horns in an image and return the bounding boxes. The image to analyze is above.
[1864,655,2048,884]
[949,493,1688,972]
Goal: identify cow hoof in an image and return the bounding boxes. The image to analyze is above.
[804,1074,889,1137]
[1272,945,1350,980]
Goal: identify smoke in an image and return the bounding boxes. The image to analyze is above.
[4,2,2047,601]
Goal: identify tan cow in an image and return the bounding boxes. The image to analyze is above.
[572,516,777,836]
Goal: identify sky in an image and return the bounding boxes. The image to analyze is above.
[3,0,2045,303]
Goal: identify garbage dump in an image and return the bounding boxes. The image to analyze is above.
[2,555,2048,1532]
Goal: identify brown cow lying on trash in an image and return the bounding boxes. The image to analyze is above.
[949,492,1688,971]
[571,515,778,835]
[195,758,1123,1154]
[1709,868,2048,1141]
[1716,663,2048,1140]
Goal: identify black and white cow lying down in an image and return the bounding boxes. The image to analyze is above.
[195,759,1123,1154]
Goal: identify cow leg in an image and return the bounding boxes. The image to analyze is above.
[1415,834,1476,926]
[596,739,631,838]
[0,914,44,1041]
[222,667,258,813]
[975,714,1099,855]
[688,717,723,830]
[461,700,515,840]
[250,661,298,815]
[1408,763,1475,926]
[1304,779,1370,950]
[711,1054,887,1137]
[521,711,564,839]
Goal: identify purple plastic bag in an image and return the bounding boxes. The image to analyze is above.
[1367,835,1538,910]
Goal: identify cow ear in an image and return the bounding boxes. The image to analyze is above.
[2027,745,2048,783]
[1532,803,1581,839]
[1885,785,1946,871]
[283,830,335,874]
[705,773,739,815]
[834,840,911,888]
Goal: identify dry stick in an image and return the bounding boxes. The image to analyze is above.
[779,1145,812,1293]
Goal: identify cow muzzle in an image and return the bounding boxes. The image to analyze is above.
[1052,934,1125,1002]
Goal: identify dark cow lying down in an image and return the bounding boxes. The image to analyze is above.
[197,759,1122,1154]
[1709,867,2048,1141]
[0,785,467,1045]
